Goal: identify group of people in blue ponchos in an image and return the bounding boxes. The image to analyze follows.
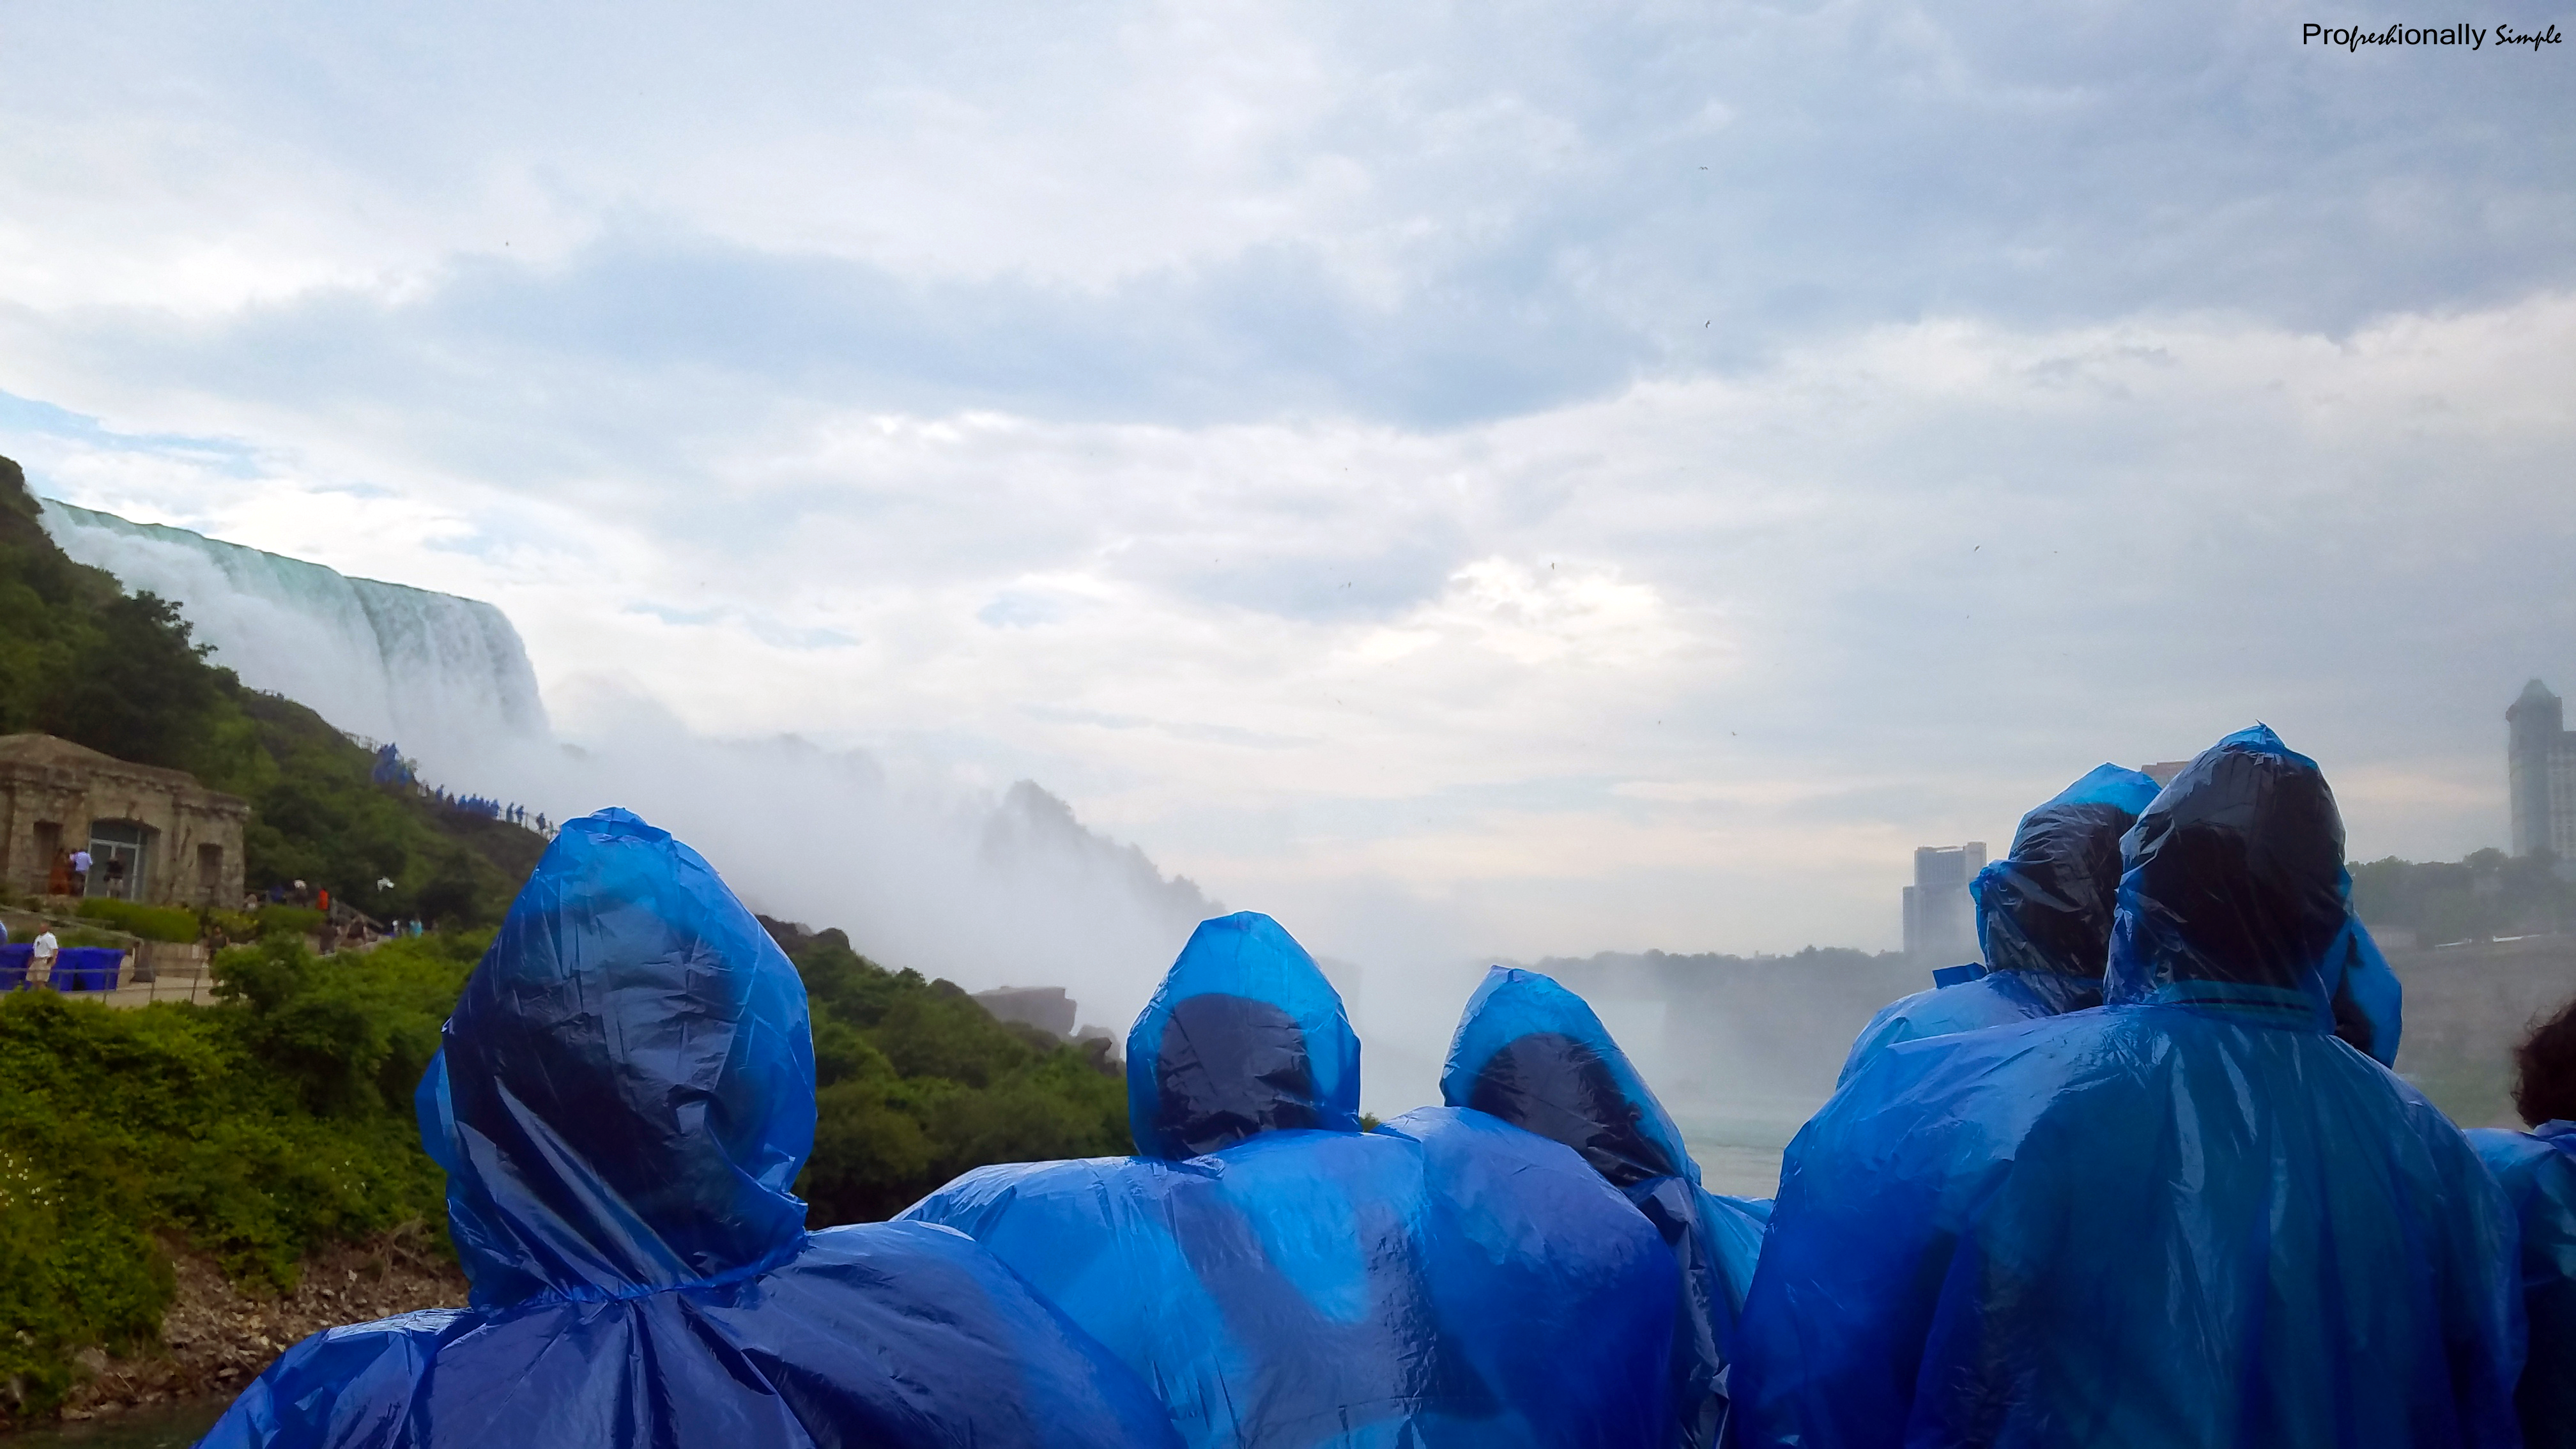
[201,721,2576,1449]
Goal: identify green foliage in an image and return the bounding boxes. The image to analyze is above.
[253,905,327,939]
[230,693,526,929]
[0,455,542,930]
[42,593,224,773]
[790,932,1129,1225]
[75,897,201,944]
[56,926,133,949]
[2350,849,2576,944]
[0,935,479,1420]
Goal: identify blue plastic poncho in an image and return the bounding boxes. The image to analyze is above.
[201,809,1177,1449]
[2469,1121,2576,1448]
[1439,966,1770,1449]
[903,912,1678,1449]
[1732,726,2525,1449]
[2327,910,2405,1067]
[1840,763,2159,1084]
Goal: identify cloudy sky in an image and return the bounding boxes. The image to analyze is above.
[3,2,2571,960]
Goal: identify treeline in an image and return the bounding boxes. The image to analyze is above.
[0,455,538,926]
[0,917,1128,1423]
[2351,848,2576,946]
[776,921,1127,1223]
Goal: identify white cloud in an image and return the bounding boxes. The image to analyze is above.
[0,1,2570,995]
[10,288,2572,970]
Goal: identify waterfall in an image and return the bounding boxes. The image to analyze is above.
[35,496,1220,1027]
[38,499,548,776]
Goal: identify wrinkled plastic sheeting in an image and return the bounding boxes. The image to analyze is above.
[905,912,1678,1449]
[1839,763,2157,1084]
[2470,1122,2576,1449]
[1978,763,2163,979]
[1439,965,1770,1449]
[434,806,815,1305]
[199,1222,1178,1449]
[202,808,1177,1449]
[1126,911,1361,1159]
[1731,727,2526,1448]
[2327,912,2405,1067]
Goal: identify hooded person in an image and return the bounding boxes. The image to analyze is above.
[1438,966,1771,1449]
[2466,993,2576,1448]
[1840,763,2160,1084]
[902,911,1678,1449]
[1730,726,2525,1449]
[199,809,1178,1449]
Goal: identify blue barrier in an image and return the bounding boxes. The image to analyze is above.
[52,946,126,991]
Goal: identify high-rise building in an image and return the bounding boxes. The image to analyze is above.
[1903,841,1987,963]
[2508,679,2576,859]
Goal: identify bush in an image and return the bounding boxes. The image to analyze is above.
[75,898,201,944]
[56,926,132,949]
[252,905,325,939]
[0,933,480,1420]
[790,935,1128,1225]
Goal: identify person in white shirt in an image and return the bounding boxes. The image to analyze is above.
[29,928,57,987]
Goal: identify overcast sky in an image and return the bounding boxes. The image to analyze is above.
[3,2,2572,960]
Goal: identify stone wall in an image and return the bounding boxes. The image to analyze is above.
[0,734,247,908]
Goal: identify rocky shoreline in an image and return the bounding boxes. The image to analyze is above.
[16,1227,466,1433]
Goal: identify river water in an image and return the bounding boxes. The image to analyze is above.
[6,1399,227,1448]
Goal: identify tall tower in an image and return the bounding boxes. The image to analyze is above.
[2508,680,2566,857]
[1903,841,1987,962]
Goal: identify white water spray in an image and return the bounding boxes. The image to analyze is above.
[37,498,1216,1031]
[40,499,548,776]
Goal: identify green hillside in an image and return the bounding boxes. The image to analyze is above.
[0,454,1133,1426]
[0,454,535,924]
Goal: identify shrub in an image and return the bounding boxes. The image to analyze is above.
[252,905,325,939]
[0,934,476,1420]
[75,898,200,943]
[789,936,1128,1225]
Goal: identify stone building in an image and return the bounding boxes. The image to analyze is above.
[0,733,247,907]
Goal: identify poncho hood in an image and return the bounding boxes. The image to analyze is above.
[2106,725,2351,1020]
[1971,763,2160,979]
[417,808,815,1307]
[1439,965,1694,1190]
[1125,911,1361,1160]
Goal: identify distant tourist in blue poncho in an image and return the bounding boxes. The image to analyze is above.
[1439,965,1770,1449]
[1839,763,2159,1084]
[1731,726,2524,1449]
[2467,993,2576,1449]
[903,911,1678,1449]
[200,808,1177,1449]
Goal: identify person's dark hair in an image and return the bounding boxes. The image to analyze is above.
[2513,993,2576,1128]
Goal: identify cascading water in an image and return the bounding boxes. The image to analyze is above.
[36,494,1218,1031]
[38,499,548,775]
